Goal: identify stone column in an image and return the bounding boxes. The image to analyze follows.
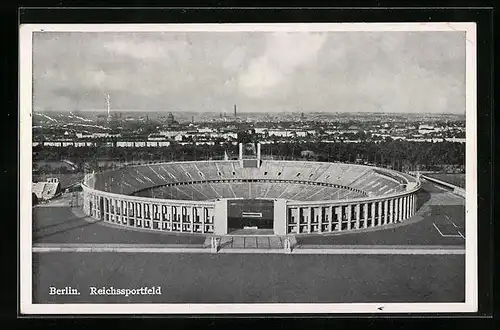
[399,198,404,222]
[181,206,187,232]
[295,208,300,233]
[405,195,409,216]
[306,207,312,233]
[388,199,393,223]
[377,201,382,227]
[329,206,334,232]
[318,207,324,233]
[409,195,412,217]
[108,198,113,221]
[392,199,397,223]
[347,205,352,230]
[169,205,174,231]
[106,198,110,221]
[404,196,408,220]
[102,198,106,221]
[368,201,372,227]
[130,201,135,226]
[402,196,406,220]
[147,203,152,228]
[97,195,101,219]
[214,199,228,235]
[197,206,202,231]
[107,198,111,221]
[382,200,387,225]
[119,200,124,223]
[338,206,343,231]
[362,203,368,228]
[125,201,130,225]
[115,199,119,222]
[131,201,135,225]
[159,204,165,230]
[354,204,361,229]
[395,198,399,222]
[273,199,287,235]
[396,197,403,222]
[191,206,196,232]
[395,198,399,223]
[141,202,146,226]
[117,199,120,219]
[407,195,411,217]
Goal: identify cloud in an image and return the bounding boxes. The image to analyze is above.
[102,38,188,60]
[31,31,465,114]
[238,32,327,98]
[222,46,247,70]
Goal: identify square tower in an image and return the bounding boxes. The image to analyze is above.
[239,142,261,168]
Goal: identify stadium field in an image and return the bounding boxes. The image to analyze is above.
[426,173,465,189]
[32,180,464,247]
[32,252,464,304]
[32,207,205,245]
[30,180,467,304]
[297,180,465,247]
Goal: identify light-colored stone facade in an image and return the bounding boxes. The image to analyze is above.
[81,161,420,236]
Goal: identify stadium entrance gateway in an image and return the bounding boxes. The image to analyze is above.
[227,199,274,233]
[212,198,288,235]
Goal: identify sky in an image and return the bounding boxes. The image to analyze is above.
[32,30,466,114]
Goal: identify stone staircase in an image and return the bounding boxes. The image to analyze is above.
[205,236,297,251]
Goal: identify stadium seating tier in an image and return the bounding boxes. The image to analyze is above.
[89,160,409,202]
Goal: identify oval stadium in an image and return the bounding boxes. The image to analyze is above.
[82,142,421,236]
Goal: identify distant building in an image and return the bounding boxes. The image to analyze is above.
[117,141,135,147]
[268,129,292,138]
[300,150,317,158]
[166,112,179,126]
[417,124,442,135]
[148,133,167,141]
[76,132,120,139]
[159,130,187,138]
[32,178,61,201]
[197,127,214,134]
[254,128,267,135]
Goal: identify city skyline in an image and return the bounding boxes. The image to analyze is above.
[33,30,466,114]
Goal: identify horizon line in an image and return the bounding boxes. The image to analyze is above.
[34,109,467,116]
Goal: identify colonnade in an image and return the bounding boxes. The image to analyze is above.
[82,187,419,236]
[286,194,416,234]
[83,189,216,234]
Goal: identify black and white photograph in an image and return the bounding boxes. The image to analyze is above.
[19,23,477,314]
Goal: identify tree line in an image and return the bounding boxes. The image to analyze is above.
[261,140,464,172]
[33,140,464,173]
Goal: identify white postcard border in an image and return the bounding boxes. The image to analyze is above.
[19,22,478,315]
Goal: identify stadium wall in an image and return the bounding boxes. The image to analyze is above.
[421,175,465,198]
[285,189,418,235]
[81,162,421,236]
[82,185,217,234]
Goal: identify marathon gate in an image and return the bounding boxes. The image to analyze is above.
[227,199,274,231]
